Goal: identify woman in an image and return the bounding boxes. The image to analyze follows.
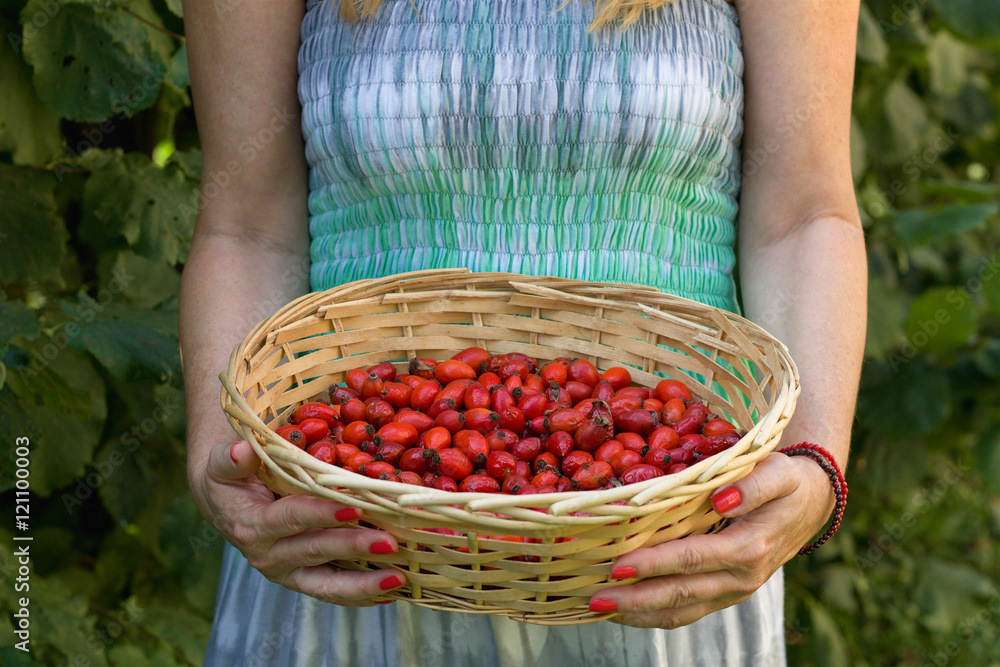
[179,0,866,664]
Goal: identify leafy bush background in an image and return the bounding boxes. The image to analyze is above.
[1,1,999,664]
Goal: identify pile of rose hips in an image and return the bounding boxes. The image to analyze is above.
[272,347,744,494]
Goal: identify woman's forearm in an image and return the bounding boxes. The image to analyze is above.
[179,232,310,485]
[738,214,867,467]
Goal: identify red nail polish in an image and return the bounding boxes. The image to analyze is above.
[589,598,618,613]
[335,507,361,522]
[369,540,396,555]
[379,574,405,591]
[712,486,742,514]
[375,600,395,605]
[230,441,240,464]
[611,566,637,580]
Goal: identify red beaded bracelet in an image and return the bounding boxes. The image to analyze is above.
[777,442,848,555]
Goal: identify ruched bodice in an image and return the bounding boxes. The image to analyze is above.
[298,0,743,309]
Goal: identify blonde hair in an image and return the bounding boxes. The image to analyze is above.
[340,0,679,31]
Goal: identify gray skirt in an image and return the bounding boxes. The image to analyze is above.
[203,543,786,667]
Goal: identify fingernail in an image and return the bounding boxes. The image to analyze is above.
[230,441,240,464]
[589,598,618,613]
[335,507,362,522]
[711,486,742,514]
[369,540,396,555]
[611,566,637,580]
[375,600,395,605]
[379,574,405,591]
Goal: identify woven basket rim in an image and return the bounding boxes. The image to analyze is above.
[221,269,800,520]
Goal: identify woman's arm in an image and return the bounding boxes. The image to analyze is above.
[593,0,866,628]
[180,0,404,602]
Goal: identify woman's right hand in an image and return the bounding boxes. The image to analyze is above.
[190,439,407,606]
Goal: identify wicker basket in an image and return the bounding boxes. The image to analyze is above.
[220,268,799,624]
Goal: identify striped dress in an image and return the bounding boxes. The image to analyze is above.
[204,0,787,664]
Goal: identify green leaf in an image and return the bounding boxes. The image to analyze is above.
[21,0,173,122]
[974,422,1000,494]
[168,147,201,180]
[865,276,907,358]
[0,298,41,351]
[927,31,969,99]
[0,385,38,492]
[893,203,998,246]
[929,0,1000,40]
[904,286,979,358]
[882,79,931,163]
[856,430,929,496]
[97,249,181,308]
[162,0,182,17]
[139,605,212,666]
[0,17,62,166]
[6,345,107,495]
[858,361,952,435]
[803,597,849,667]
[0,163,66,285]
[914,559,997,634]
[61,298,181,386]
[166,41,189,91]
[0,542,109,666]
[158,494,223,616]
[856,2,888,65]
[94,436,160,524]
[80,149,198,264]
[849,116,867,184]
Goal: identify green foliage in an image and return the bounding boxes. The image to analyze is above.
[0,0,997,664]
[785,3,1000,665]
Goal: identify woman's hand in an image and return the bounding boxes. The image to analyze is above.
[589,453,834,628]
[190,439,406,606]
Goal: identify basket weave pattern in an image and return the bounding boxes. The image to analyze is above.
[220,269,799,624]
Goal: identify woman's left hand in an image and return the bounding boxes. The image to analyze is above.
[590,451,835,629]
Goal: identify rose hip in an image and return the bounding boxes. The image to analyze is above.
[571,461,612,489]
[463,407,500,433]
[393,410,434,433]
[511,437,543,462]
[600,366,631,391]
[621,463,665,485]
[431,448,473,481]
[453,430,490,466]
[542,431,575,458]
[673,402,707,437]
[609,449,643,476]
[306,440,336,464]
[459,474,500,493]
[296,418,330,444]
[654,378,693,403]
[533,451,560,473]
[377,422,418,447]
[502,474,530,494]
[431,408,463,435]
[410,381,440,411]
[486,450,518,480]
[419,426,452,451]
[703,418,737,437]
[647,426,679,450]
[561,450,594,477]
[451,346,491,370]
[486,429,517,452]
[380,382,412,410]
[616,409,659,437]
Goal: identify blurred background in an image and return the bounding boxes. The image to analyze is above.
[1,0,998,665]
